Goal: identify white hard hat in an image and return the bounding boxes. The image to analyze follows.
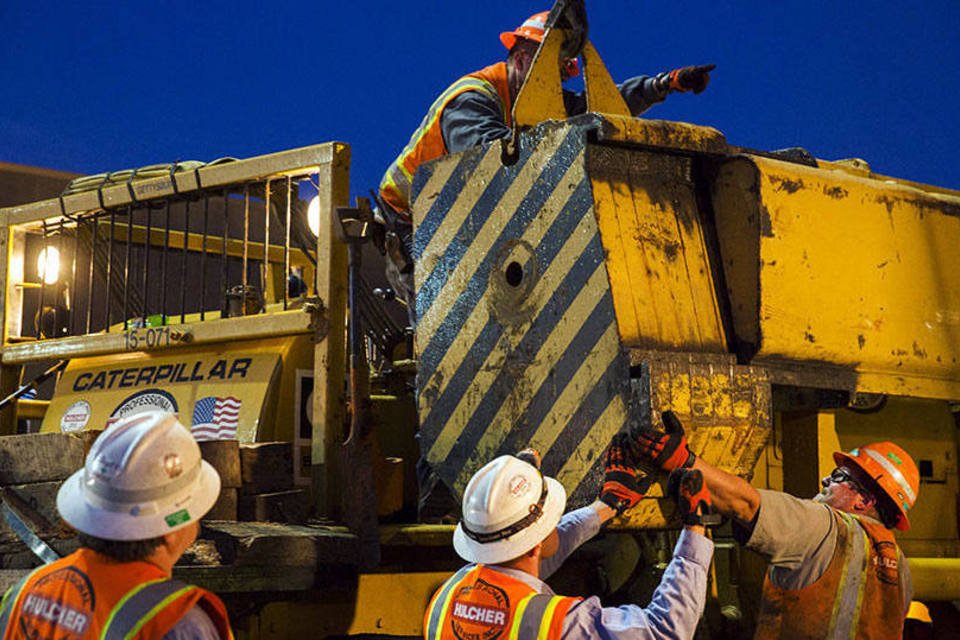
[57,410,220,541]
[453,455,566,565]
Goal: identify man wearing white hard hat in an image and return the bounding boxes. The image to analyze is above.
[0,410,233,639]
[424,434,717,640]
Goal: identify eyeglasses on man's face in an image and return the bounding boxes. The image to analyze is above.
[824,467,865,494]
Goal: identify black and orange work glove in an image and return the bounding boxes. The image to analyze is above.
[599,433,648,515]
[634,410,696,473]
[667,468,722,526]
[667,63,716,94]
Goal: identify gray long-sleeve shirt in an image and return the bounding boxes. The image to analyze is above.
[474,506,714,640]
[440,76,667,154]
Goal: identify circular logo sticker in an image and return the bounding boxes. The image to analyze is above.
[60,400,92,433]
[451,580,510,640]
[508,474,530,498]
[20,566,95,637]
[107,389,178,426]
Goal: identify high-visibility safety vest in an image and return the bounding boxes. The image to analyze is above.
[379,62,512,220]
[755,510,906,639]
[0,548,233,640]
[423,564,580,640]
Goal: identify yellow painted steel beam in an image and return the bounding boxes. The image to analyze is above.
[596,115,728,155]
[712,155,960,400]
[588,145,727,351]
[15,399,48,420]
[0,309,323,364]
[249,572,451,637]
[512,26,567,127]
[908,558,960,601]
[581,41,630,116]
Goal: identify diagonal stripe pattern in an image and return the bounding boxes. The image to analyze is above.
[412,118,632,506]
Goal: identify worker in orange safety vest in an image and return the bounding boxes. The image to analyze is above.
[424,435,719,639]
[376,9,715,327]
[0,411,233,639]
[633,410,918,639]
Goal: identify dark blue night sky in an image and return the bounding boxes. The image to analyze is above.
[2,1,958,195]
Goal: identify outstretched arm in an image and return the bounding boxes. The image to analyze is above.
[633,411,762,527]
[692,457,761,526]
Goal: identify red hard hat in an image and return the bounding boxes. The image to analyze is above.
[834,441,919,531]
[499,11,580,79]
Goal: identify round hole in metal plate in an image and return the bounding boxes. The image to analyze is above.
[505,261,524,288]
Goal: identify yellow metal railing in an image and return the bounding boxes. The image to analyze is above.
[0,143,350,515]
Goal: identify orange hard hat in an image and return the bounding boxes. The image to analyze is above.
[499,11,580,79]
[500,11,549,49]
[834,441,919,531]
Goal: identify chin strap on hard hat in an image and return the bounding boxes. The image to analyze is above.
[460,471,548,543]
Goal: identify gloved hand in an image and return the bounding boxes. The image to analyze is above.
[599,433,647,515]
[667,468,721,526]
[634,410,696,473]
[668,63,716,94]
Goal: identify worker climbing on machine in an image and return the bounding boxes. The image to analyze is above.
[377,8,715,325]
[633,410,918,639]
[0,410,234,640]
[423,433,717,639]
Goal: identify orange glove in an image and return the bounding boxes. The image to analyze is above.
[600,433,648,514]
[634,411,696,473]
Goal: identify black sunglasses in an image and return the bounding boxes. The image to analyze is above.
[828,468,865,494]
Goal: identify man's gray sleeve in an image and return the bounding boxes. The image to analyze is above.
[162,604,223,640]
[563,75,668,117]
[742,489,838,590]
[440,91,512,154]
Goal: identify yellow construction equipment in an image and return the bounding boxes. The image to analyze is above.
[0,0,957,636]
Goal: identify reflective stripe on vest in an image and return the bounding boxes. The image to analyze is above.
[827,512,872,639]
[380,69,506,216]
[424,565,476,640]
[102,578,196,640]
[0,574,31,636]
[508,593,566,640]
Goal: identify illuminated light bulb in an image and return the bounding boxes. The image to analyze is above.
[307,196,320,237]
[37,247,60,285]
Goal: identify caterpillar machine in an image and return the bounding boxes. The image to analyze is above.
[1,0,959,636]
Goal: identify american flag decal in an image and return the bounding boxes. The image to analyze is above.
[191,396,241,441]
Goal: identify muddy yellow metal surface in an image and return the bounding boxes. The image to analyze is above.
[588,143,726,351]
[40,335,313,443]
[712,155,960,400]
[620,352,770,528]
